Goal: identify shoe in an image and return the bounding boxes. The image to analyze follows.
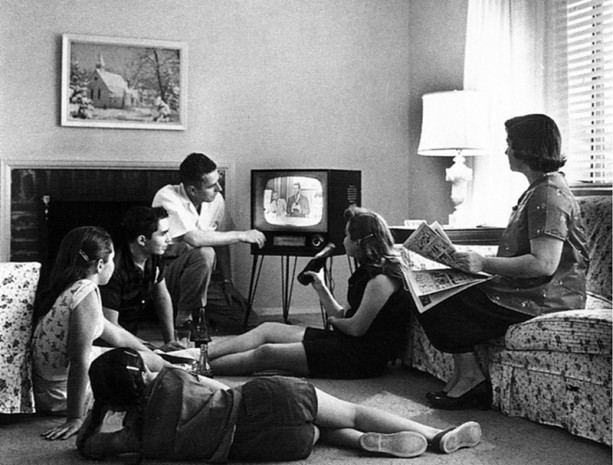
[359,431,427,458]
[431,421,482,453]
[426,390,446,402]
[428,380,492,410]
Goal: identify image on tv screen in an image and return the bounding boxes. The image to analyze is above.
[262,176,323,227]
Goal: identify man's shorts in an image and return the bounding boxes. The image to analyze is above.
[229,376,318,461]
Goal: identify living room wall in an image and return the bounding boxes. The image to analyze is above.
[0,0,466,313]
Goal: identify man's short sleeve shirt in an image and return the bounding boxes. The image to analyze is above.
[152,184,229,242]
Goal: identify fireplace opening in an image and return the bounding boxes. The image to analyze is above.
[11,168,180,288]
[46,200,149,266]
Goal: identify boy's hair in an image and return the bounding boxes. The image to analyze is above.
[504,114,566,172]
[121,206,169,242]
[180,152,217,186]
[34,226,113,323]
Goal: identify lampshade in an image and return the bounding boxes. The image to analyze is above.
[417,90,488,157]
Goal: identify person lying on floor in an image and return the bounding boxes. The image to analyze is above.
[204,205,413,379]
[77,348,482,462]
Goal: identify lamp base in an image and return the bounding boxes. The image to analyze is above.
[446,153,473,227]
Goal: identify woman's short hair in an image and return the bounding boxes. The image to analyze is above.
[504,114,565,172]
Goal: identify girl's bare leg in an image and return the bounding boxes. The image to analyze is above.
[210,342,310,376]
[314,388,439,439]
[208,322,306,359]
[313,388,481,455]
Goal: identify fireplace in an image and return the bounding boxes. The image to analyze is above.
[5,159,232,280]
[10,166,179,285]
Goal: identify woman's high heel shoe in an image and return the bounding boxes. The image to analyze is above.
[428,380,492,410]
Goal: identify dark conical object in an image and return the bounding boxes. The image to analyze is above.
[297,243,336,285]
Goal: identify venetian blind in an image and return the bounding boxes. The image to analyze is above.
[554,0,613,184]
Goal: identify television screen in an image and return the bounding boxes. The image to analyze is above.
[252,169,360,256]
[254,173,327,232]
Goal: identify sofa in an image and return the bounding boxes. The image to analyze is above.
[0,262,41,414]
[402,195,612,446]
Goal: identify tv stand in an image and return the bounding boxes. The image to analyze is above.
[244,253,333,326]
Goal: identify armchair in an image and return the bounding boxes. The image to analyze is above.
[0,262,41,413]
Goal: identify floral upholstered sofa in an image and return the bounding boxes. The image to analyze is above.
[402,195,612,446]
[0,262,41,414]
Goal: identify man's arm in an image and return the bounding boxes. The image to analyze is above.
[182,228,265,248]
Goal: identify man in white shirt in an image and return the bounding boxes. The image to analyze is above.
[152,153,266,334]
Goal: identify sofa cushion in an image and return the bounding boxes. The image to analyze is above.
[504,309,612,354]
[578,195,612,301]
[586,291,613,309]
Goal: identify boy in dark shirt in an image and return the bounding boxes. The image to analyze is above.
[100,206,182,351]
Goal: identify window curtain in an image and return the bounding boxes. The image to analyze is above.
[463,0,563,226]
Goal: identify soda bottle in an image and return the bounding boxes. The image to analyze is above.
[193,307,211,347]
[198,343,213,377]
[297,243,336,285]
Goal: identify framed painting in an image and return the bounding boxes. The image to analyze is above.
[61,34,187,130]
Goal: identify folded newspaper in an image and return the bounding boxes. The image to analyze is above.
[402,221,492,313]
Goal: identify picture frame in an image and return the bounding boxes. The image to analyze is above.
[61,34,187,130]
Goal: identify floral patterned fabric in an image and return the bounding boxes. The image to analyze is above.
[402,195,612,445]
[491,352,612,446]
[504,309,611,353]
[579,196,612,300]
[0,262,41,414]
[32,279,104,383]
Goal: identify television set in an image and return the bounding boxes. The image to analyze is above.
[251,169,361,256]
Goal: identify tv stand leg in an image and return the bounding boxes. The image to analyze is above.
[246,254,299,325]
[280,256,298,323]
[245,255,265,327]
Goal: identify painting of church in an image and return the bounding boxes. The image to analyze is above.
[87,54,139,109]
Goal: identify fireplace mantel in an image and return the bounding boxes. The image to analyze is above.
[1,158,234,261]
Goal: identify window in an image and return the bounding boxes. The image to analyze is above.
[554,0,613,185]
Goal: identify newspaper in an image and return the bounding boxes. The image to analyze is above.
[402,221,492,313]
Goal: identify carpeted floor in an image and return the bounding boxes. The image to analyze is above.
[1,310,610,465]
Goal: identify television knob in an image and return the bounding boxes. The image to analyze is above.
[311,234,325,249]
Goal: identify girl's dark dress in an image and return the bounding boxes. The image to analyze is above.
[302,266,411,378]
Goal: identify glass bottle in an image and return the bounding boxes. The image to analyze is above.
[193,307,210,347]
[198,343,213,377]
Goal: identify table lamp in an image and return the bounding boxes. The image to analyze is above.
[417,90,488,227]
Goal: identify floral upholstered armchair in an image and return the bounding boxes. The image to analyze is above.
[402,195,612,446]
[0,262,41,414]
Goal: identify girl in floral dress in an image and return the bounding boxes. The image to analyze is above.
[32,226,167,441]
